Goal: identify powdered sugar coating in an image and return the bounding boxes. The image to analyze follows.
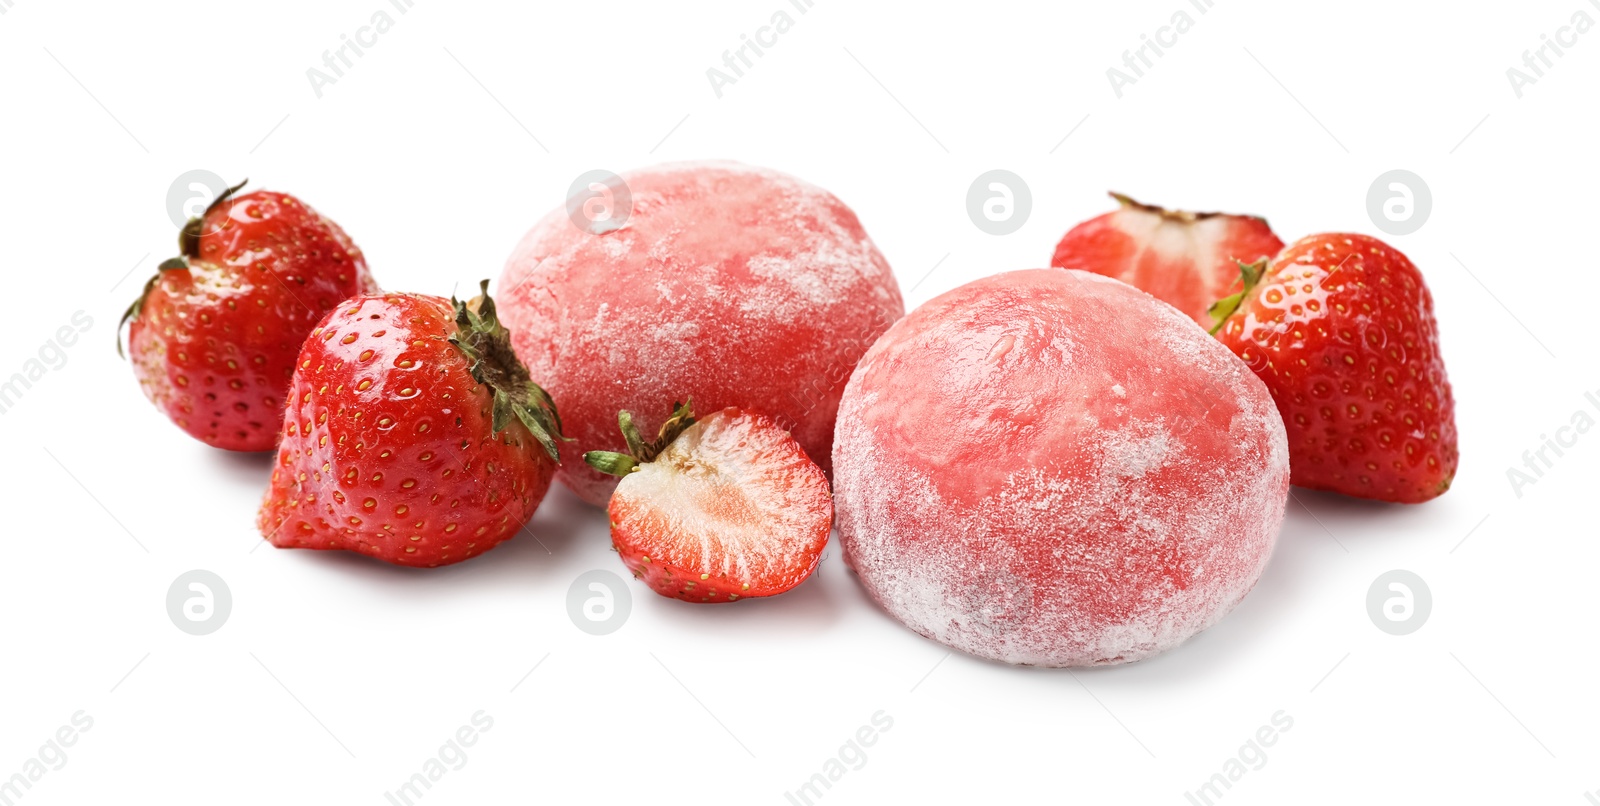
[833,269,1289,667]
[498,161,903,505]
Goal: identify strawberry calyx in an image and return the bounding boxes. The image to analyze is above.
[449,279,568,462]
[1109,191,1273,228]
[117,178,249,358]
[1206,258,1269,336]
[177,177,248,260]
[584,399,697,477]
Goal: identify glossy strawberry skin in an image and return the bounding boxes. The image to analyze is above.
[128,190,377,451]
[257,293,556,567]
[1216,234,1458,503]
[1052,194,1283,327]
[606,408,832,603]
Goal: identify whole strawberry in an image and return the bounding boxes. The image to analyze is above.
[121,180,378,451]
[1211,234,1457,503]
[1052,192,1284,327]
[586,401,832,602]
[257,282,564,567]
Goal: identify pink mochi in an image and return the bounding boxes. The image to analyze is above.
[497,161,904,505]
[832,268,1289,667]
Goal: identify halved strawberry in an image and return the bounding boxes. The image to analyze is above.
[585,402,832,603]
[1051,192,1284,327]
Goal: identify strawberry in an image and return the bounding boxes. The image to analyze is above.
[121,180,378,451]
[1051,192,1284,327]
[1210,234,1458,503]
[585,402,832,602]
[256,282,565,567]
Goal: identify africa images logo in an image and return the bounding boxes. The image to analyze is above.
[705,0,817,98]
[1505,387,1600,498]
[1505,0,1600,98]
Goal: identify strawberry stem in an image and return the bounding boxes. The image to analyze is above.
[118,179,247,358]
[1108,191,1270,228]
[584,400,697,477]
[178,178,247,260]
[584,451,639,476]
[116,258,198,358]
[448,279,569,462]
[1207,258,1269,336]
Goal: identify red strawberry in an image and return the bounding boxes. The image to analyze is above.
[257,282,565,567]
[585,402,831,602]
[121,180,378,451]
[1051,192,1284,327]
[1210,234,1458,503]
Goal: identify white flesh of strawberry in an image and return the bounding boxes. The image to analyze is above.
[613,410,828,583]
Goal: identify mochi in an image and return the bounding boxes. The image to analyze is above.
[498,161,903,505]
[832,268,1289,667]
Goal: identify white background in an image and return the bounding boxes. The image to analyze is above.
[1,0,1595,803]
